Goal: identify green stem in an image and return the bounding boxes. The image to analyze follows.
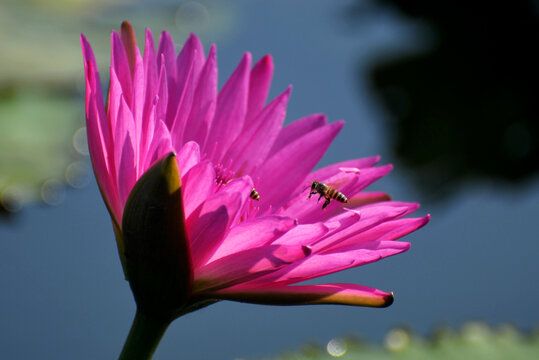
[118,310,171,360]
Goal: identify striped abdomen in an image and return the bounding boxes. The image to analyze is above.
[250,188,260,201]
[326,187,348,203]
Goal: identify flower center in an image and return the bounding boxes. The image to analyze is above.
[214,163,235,187]
[214,163,261,222]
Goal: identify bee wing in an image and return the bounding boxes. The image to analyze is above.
[324,178,348,191]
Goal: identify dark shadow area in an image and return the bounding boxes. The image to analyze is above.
[349,1,538,200]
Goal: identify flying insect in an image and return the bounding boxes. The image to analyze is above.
[307,180,347,209]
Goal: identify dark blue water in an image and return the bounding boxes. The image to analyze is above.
[1,1,538,359]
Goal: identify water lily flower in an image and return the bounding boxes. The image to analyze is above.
[81,22,429,359]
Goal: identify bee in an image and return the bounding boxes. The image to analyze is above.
[307,181,347,209]
[250,188,260,201]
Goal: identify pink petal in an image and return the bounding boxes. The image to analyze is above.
[156,31,178,127]
[80,35,111,168]
[169,61,194,149]
[254,121,344,212]
[141,29,158,149]
[205,52,252,162]
[107,67,123,144]
[254,240,410,286]
[195,244,308,292]
[188,177,253,268]
[182,45,218,147]
[271,223,328,247]
[210,283,394,307]
[155,57,169,125]
[187,192,240,269]
[176,141,201,177]
[269,113,327,157]
[169,34,205,147]
[117,132,136,209]
[115,98,137,206]
[308,156,382,181]
[224,87,292,175]
[219,176,254,224]
[131,50,145,152]
[209,216,296,261]
[245,55,274,124]
[80,35,107,120]
[143,120,173,171]
[86,91,121,222]
[156,31,176,79]
[345,192,392,208]
[181,160,216,218]
[345,165,394,198]
[176,33,205,92]
[311,202,420,252]
[119,21,138,77]
[322,209,362,235]
[334,215,431,249]
[111,31,133,107]
[85,92,109,189]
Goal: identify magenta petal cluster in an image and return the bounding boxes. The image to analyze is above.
[81,22,429,310]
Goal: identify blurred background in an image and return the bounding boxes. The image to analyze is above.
[0,0,537,359]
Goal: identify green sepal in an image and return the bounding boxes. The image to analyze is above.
[122,153,192,320]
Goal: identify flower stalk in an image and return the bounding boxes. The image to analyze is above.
[118,310,171,360]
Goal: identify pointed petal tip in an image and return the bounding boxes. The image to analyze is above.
[80,34,95,62]
[334,119,345,129]
[308,113,328,125]
[207,44,217,59]
[241,51,252,66]
[162,151,178,167]
[145,27,154,38]
[408,201,420,211]
[382,292,395,307]
[383,163,394,171]
[254,54,274,71]
[120,21,138,75]
[121,20,133,31]
[375,163,394,177]
[181,32,204,57]
[159,30,174,46]
[159,152,181,190]
[187,32,202,44]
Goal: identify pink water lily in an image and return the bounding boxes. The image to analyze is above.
[81,22,429,319]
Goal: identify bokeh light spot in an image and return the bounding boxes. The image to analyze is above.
[41,179,65,206]
[65,161,91,189]
[461,321,490,344]
[0,186,25,213]
[384,328,410,351]
[175,1,209,30]
[327,338,347,357]
[73,127,89,156]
